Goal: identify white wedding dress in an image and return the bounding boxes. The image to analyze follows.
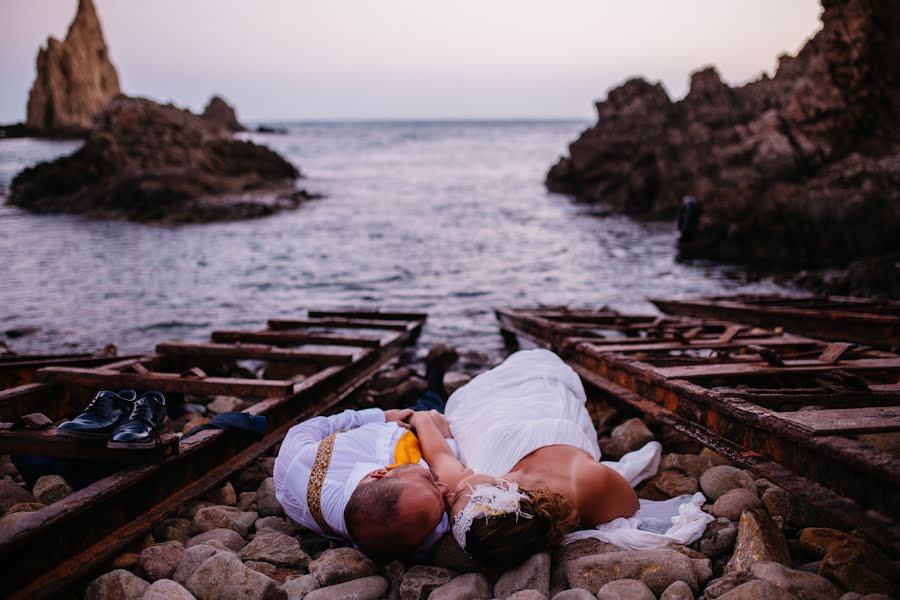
[445,348,712,550]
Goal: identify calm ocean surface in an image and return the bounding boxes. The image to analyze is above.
[0,121,787,360]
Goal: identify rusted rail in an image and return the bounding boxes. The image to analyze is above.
[496,306,900,553]
[651,294,900,347]
[0,310,425,599]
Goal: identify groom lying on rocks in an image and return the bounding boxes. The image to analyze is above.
[273,346,459,560]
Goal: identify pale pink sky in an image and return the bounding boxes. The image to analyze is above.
[1,0,821,122]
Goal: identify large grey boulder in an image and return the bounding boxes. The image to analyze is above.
[751,561,842,600]
[141,579,197,600]
[257,477,285,517]
[692,517,738,558]
[428,573,491,600]
[494,553,551,599]
[189,505,258,537]
[699,466,757,501]
[716,580,800,600]
[726,509,790,573]
[172,544,231,585]
[85,569,149,600]
[186,528,246,552]
[565,549,711,596]
[597,579,656,600]
[185,552,284,600]
[308,547,376,586]
[710,488,762,520]
[138,541,185,582]
[239,531,310,569]
[303,576,388,600]
[399,566,456,600]
[32,475,74,505]
[279,574,319,600]
[660,580,694,600]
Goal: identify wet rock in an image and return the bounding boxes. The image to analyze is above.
[141,578,196,600]
[172,544,231,585]
[726,508,790,573]
[85,569,149,600]
[699,466,756,501]
[432,534,481,573]
[796,528,848,559]
[660,452,719,479]
[11,96,304,224]
[607,418,654,457]
[638,470,699,500]
[551,590,595,600]
[710,488,762,520]
[186,552,284,600]
[565,548,711,595]
[154,517,192,544]
[505,591,547,600]
[25,0,121,135]
[494,553,550,598]
[243,561,303,585]
[189,505,258,537]
[297,576,386,600]
[186,528,246,552]
[716,580,800,600]
[818,533,896,596]
[255,516,295,536]
[0,479,37,514]
[238,492,258,512]
[703,571,754,599]
[399,566,455,600]
[429,573,491,600]
[660,580,694,600]
[239,531,310,569]
[204,482,237,506]
[597,579,656,600]
[751,561,841,600]
[179,500,215,520]
[234,458,276,491]
[32,474,74,505]
[257,477,285,517]
[202,96,245,133]
[139,541,185,582]
[5,501,46,514]
[761,487,806,527]
[13,412,52,430]
[308,547,376,586]
[692,517,738,558]
[280,573,319,599]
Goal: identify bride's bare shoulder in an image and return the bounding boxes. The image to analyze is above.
[575,462,639,527]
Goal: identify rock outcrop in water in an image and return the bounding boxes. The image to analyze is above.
[202,95,246,133]
[547,0,900,267]
[25,0,121,136]
[9,96,311,223]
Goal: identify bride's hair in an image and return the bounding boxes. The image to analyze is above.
[463,487,578,568]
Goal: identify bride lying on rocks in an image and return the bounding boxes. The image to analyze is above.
[410,349,645,566]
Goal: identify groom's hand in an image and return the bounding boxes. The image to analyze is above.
[384,408,414,429]
[427,410,452,439]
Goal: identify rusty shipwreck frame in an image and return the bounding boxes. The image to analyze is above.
[652,294,900,347]
[0,310,425,599]
[496,306,900,553]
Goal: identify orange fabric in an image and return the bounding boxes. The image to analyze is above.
[387,430,422,469]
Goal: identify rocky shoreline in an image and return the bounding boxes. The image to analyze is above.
[546,0,899,271]
[1,354,894,600]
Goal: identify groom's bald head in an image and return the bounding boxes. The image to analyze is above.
[345,465,448,559]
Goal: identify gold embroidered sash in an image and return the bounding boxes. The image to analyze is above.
[307,432,339,536]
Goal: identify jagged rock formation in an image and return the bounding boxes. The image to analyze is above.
[202,95,246,133]
[10,96,310,223]
[25,0,121,136]
[547,0,900,267]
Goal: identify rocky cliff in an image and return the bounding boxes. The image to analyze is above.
[26,0,121,136]
[202,95,246,133]
[10,96,310,223]
[547,0,900,267]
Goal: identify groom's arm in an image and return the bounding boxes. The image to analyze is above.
[279,408,406,458]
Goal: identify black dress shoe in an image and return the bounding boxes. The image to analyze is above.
[108,391,167,449]
[57,390,137,439]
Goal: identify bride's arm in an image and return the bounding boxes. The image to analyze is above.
[410,411,472,490]
[579,463,640,527]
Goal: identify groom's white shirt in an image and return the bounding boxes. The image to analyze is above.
[274,408,412,538]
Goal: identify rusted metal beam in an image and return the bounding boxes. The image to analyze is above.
[37,367,294,399]
[267,317,411,331]
[211,330,383,348]
[156,341,355,365]
[0,428,179,462]
[776,406,900,435]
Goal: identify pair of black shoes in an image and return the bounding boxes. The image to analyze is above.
[58,389,167,449]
